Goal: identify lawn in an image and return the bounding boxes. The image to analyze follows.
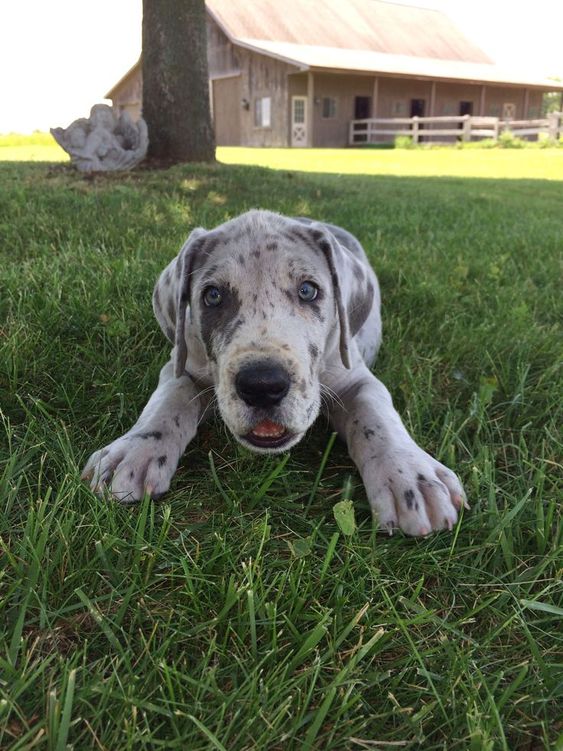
[0,150,561,750]
[2,134,563,180]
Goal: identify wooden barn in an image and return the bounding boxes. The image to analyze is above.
[106,0,563,147]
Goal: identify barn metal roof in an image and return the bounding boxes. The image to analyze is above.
[235,39,562,89]
[106,0,563,98]
[206,0,562,90]
[206,0,492,64]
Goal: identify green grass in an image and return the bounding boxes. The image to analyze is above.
[219,146,563,180]
[0,152,561,750]
[3,133,563,180]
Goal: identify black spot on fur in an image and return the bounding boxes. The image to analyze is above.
[253,249,261,259]
[363,427,375,440]
[341,380,368,403]
[129,471,134,479]
[174,415,180,427]
[348,282,375,337]
[202,235,223,255]
[309,343,319,360]
[158,455,167,467]
[222,315,245,348]
[282,228,308,249]
[404,489,415,509]
[417,474,426,482]
[266,241,278,251]
[352,262,365,282]
[238,254,246,266]
[138,431,162,440]
[199,283,242,357]
[167,296,176,326]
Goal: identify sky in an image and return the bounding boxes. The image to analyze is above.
[1,0,562,134]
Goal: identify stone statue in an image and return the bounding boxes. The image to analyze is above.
[51,104,148,172]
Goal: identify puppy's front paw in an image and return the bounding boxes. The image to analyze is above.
[368,446,468,537]
[81,430,179,503]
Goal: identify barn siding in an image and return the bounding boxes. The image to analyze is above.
[312,74,373,147]
[207,17,240,77]
[207,18,298,146]
[212,76,242,145]
[237,50,297,147]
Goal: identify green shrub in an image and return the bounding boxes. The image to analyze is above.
[498,130,525,149]
[537,132,562,148]
[394,134,416,149]
[456,138,498,150]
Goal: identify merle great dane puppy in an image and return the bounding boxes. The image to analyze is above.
[83,210,467,536]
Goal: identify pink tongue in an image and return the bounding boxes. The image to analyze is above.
[251,419,286,438]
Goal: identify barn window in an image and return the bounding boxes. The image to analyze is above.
[254,97,272,127]
[321,97,337,119]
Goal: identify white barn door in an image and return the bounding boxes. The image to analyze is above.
[291,96,307,147]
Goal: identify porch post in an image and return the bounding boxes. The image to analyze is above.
[429,80,436,116]
[306,72,314,147]
[479,85,486,116]
[372,76,379,118]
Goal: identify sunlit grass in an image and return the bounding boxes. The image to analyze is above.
[2,132,563,180]
[218,146,563,180]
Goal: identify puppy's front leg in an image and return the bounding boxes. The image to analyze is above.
[326,364,467,536]
[82,359,211,503]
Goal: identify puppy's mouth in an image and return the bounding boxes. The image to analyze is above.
[243,419,293,449]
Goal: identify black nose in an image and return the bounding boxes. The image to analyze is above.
[235,362,291,407]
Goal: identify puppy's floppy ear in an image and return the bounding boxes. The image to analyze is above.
[152,227,207,378]
[308,223,375,370]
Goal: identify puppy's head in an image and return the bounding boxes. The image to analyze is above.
[153,210,374,453]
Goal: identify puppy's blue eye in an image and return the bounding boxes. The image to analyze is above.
[298,281,318,302]
[203,286,222,307]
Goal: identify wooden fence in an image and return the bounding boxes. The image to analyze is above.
[349,112,563,145]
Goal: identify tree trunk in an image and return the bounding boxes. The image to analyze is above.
[142,0,215,164]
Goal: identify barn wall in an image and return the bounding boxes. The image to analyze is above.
[206,17,240,77]
[212,76,242,145]
[110,71,142,121]
[207,19,297,146]
[376,77,435,119]
[237,50,298,147]
[311,74,373,147]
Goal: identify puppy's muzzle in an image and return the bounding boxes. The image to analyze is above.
[235,360,290,408]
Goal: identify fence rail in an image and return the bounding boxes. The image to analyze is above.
[349,112,563,145]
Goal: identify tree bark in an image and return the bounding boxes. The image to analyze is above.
[142,0,215,164]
